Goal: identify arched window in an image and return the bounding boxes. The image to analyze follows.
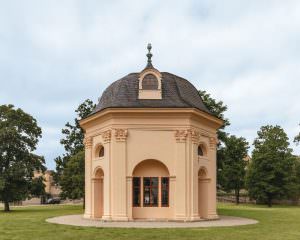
[99,145,104,158]
[198,146,204,156]
[142,74,158,90]
[132,160,169,209]
[198,144,206,157]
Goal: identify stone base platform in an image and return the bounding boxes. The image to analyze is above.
[46,214,258,228]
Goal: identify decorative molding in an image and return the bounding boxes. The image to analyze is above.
[114,128,128,142]
[83,136,93,149]
[175,129,218,148]
[209,137,218,149]
[102,130,112,143]
[200,132,210,138]
[175,128,201,143]
[198,178,211,183]
[92,177,103,181]
[175,130,189,142]
[188,129,200,144]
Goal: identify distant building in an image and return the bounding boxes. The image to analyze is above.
[34,170,61,197]
[21,170,61,205]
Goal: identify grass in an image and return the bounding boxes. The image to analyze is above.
[0,203,300,240]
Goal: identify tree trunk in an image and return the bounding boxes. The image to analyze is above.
[4,201,10,212]
[235,189,240,205]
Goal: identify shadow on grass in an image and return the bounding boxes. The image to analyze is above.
[0,204,83,214]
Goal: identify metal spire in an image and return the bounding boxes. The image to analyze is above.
[146,43,153,68]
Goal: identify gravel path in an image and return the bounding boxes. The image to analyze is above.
[46,215,258,228]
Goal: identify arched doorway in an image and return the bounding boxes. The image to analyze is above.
[198,167,209,219]
[132,159,170,219]
[93,168,104,219]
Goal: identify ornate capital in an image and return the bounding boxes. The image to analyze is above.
[209,137,218,149]
[175,128,201,143]
[102,130,112,143]
[84,136,93,149]
[114,129,128,142]
[188,129,200,144]
[175,130,189,142]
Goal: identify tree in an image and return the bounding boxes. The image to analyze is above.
[54,99,95,203]
[199,90,230,186]
[29,176,46,203]
[199,90,230,143]
[294,124,300,144]
[59,151,85,200]
[60,99,96,156]
[288,156,300,202]
[0,104,45,211]
[221,135,249,204]
[246,125,294,207]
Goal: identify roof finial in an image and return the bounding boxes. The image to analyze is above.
[146,43,153,68]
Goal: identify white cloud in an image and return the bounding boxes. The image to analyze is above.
[0,0,299,168]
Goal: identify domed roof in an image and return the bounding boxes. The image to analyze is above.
[92,71,211,115]
[92,44,211,116]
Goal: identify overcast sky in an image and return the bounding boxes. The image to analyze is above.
[1,0,299,169]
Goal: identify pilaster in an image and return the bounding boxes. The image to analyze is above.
[190,129,201,220]
[101,130,112,220]
[207,136,219,219]
[110,128,129,221]
[83,136,93,218]
[174,129,188,220]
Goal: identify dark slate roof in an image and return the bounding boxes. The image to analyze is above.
[92,72,211,115]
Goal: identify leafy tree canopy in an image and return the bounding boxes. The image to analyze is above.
[60,99,96,156]
[29,176,46,198]
[199,90,230,186]
[0,104,45,211]
[288,157,300,201]
[199,90,230,143]
[59,151,85,200]
[294,124,300,144]
[246,125,295,207]
[221,135,249,204]
[55,99,95,201]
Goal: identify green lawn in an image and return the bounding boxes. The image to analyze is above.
[0,203,300,240]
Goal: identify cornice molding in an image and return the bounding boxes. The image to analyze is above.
[79,108,224,130]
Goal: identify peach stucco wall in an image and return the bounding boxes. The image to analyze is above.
[80,108,222,221]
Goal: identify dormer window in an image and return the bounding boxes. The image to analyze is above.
[142,74,158,90]
[138,70,162,99]
[138,43,162,100]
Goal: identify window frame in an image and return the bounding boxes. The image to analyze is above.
[143,177,159,207]
[161,177,169,207]
[142,74,159,90]
[132,177,141,207]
